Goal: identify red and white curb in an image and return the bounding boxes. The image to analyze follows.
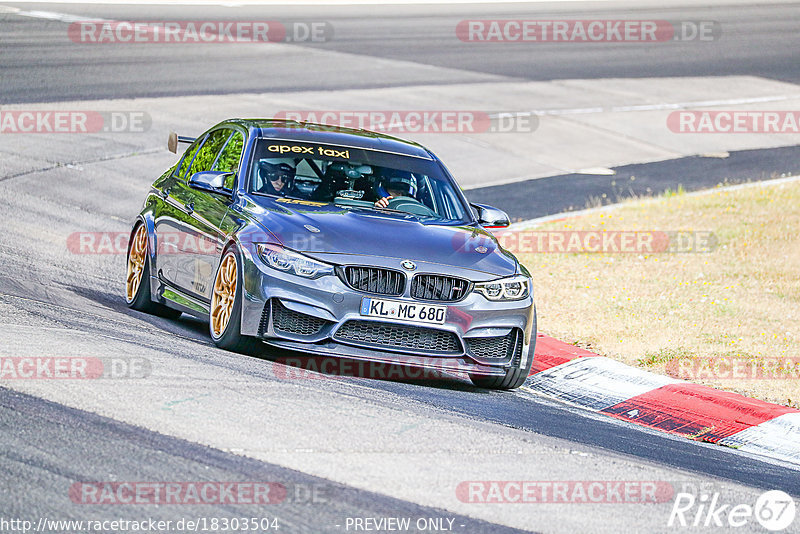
[525,334,800,467]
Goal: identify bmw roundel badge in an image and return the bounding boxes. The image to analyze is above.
[401,260,417,271]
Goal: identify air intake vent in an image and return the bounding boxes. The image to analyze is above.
[270,299,331,336]
[466,329,523,360]
[334,320,461,354]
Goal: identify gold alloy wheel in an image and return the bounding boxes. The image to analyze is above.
[210,252,237,338]
[126,225,148,302]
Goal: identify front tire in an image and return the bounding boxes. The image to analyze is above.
[125,223,181,319]
[209,246,261,354]
[469,309,536,390]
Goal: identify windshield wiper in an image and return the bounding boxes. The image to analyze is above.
[365,206,440,222]
[345,205,418,218]
[372,206,413,215]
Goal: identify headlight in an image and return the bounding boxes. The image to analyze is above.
[474,275,531,301]
[256,244,333,279]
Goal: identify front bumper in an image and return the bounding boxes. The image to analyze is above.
[238,245,535,376]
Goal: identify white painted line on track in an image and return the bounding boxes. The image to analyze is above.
[4,0,625,5]
[487,94,800,120]
[12,8,112,22]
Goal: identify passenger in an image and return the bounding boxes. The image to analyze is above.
[256,160,296,197]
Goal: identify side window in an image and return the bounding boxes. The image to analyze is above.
[187,129,231,178]
[213,131,244,189]
[175,138,204,179]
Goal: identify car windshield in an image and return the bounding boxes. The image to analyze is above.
[249,139,470,223]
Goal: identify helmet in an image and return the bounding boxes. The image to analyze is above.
[258,159,295,189]
[378,170,417,198]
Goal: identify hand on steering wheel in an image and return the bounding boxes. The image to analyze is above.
[374,195,393,209]
[380,196,437,217]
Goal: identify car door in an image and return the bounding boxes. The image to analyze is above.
[190,129,246,302]
[153,134,206,289]
[174,128,245,300]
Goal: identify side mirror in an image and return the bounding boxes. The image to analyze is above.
[471,203,510,229]
[189,171,234,198]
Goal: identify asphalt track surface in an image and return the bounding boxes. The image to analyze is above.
[0,1,799,102]
[1,1,800,533]
[0,388,524,533]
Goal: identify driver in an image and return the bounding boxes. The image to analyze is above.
[374,171,417,209]
[256,159,296,197]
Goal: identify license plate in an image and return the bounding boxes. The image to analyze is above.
[359,297,447,325]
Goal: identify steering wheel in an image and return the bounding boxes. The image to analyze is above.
[386,196,437,217]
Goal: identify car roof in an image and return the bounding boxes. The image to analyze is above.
[225,119,434,160]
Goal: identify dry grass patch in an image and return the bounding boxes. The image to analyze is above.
[517,179,800,408]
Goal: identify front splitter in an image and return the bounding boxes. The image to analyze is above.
[262,339,507,376]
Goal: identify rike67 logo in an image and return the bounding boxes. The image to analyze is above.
[669,489,796,531]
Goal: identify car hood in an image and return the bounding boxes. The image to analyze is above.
[244,196,519,277]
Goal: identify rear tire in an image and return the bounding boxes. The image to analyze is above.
[125,223,182,319]
[209,245,262,355]
[469,308,536,390]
